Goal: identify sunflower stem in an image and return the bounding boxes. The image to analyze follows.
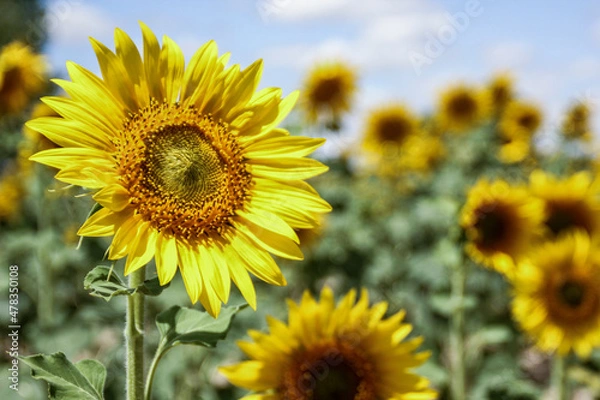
[126,266,146,400]
[144,342,168,400]
[553,353,568,400]
[450,257,467,400]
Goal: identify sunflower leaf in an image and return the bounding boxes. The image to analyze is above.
[83,265,133,301]
[137,276,170,297]
[83,265,170,300]
[20,353,106,399]
[156,304,247,350]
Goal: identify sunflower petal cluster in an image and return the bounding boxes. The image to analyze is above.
[220,286,436,399]
[511,232,600,357]
[29,24,331,316]
[437,84,489,133]
[0,41,47,116]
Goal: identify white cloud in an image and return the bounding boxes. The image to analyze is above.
[484,42,533,70]
[47,1,115,46]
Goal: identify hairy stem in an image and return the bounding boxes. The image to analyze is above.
[126,267,146,400]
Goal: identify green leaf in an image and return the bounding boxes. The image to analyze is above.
[156,304,247,350]
[83,265,133,301]
[20,353,106,400]
[137,276,170,297]
[83,265,170,301]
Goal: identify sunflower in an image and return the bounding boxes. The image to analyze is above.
[511,231,600,357]
[498,101,542,140]
[29,24,331,317]
[398,134,446,174]
[220,286,436,399]
[561,102,592,142]
[460,179,545,276]
[437,84,488,133]
[362,104,419,156]
[19,101,61,176]
[529,170,600,239]
[487,73,514,115]
[0,165,23,222]
[0,41,47,116]
[497,135,530,164]
[301,61,357,127]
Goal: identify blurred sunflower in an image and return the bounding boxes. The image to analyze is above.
[220,287,436,399]
[29,24,331,317]
[499,101,542,140]
[561,102,592,142]
[399,134,446,174]
[497,135,530,164]
[437,84,488,133]
[461,179,544,276]
[0,166,23,222]
[529,170,600,239]
[301,61,357,127]
[511,232,600,357]
[362,104,419,156]
[0,41,47,116]
[487,73,514,115]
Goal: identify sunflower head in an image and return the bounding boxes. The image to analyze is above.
[461,179,545,276]
[561,102,592,142]
[0,41,47,116]
[499,101,543,140]
[529,170,600,239]
[487,73,514,115]
[301,61,357,126]
[0,165,23,223]
[437,84,489,133]
[362,104,419,156]
[511,232,600,357]
[220,287,436,399]
[29,23,331,317]
[497,134,530,164]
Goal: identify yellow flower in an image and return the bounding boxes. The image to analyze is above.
[497,135,530,164]
[301,61,357,126]
[561,102,592,142]
[529,170,600,239]
[19,101,62,176]
[398,134,446,174]
[487,73,514,115]
[499,101,542,140]
[437,84,489,133]
[0,166,23,222]
[511,232,600,357]
[29,24,331,317]
[0,41,48,116]
[460,179,545,276]
[220,287,436,399]
[362,104,419,156]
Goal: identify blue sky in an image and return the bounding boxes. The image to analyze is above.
[41,0,600,151]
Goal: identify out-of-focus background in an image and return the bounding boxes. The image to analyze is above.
[2,1,600,399]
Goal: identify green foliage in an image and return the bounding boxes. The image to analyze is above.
[84,265,170,301]
[20,353,106,400]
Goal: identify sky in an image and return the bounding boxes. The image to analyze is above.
[39,0,600,152]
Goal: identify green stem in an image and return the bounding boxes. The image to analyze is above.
[450,258,467,400]
[126,267,146,400]
[553,353,568,400]
[144,343,167,400]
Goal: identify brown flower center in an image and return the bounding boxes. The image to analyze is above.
[448,93,477,118]
[377,116,413,144]
[115,101,251,242]
[311,77,342,104]
[281,341,377,400]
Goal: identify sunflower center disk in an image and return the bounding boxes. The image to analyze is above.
[449,94,476,118]
[378,117,411,144]
[281,341,376,400]
[559,281,585,308]
[312,77,342,104]
[549,276,600,323]
[116,103,251,241]
[474,206,510,250]
[145,126,224,203]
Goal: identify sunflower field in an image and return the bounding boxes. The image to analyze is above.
[2,1,600,400]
